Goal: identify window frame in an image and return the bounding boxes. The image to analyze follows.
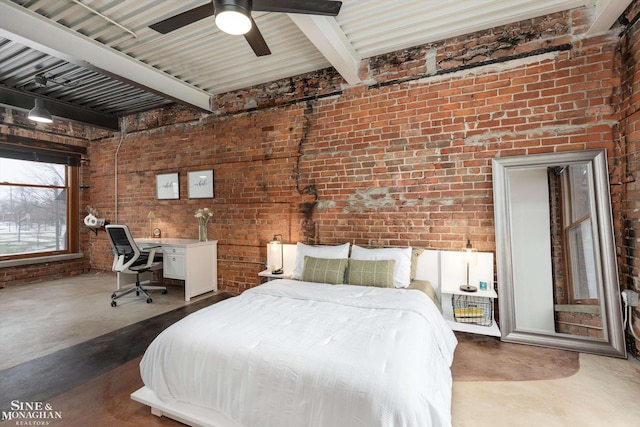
[0,138,83,262]
[560,164,599,305]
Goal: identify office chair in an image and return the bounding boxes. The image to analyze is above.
[105,224,166,307]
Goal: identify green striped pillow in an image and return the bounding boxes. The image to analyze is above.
[301,256,348,285]
[347,259,396,288]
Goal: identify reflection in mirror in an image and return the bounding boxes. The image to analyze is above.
[493,150,626,358]
[550,163,601,337]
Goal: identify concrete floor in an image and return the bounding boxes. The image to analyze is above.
[2,274,640,426]
[0,272,208,370]
[452,353,640,426]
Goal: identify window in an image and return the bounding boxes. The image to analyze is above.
[562,164,599,304]
[0,143,80,260]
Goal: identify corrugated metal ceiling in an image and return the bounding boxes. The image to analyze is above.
[0,0,626,130]
[0,35,172,112]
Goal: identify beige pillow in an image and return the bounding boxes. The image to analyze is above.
[301,256,348,285]
[347,259,396,288]
[411,247,425,280]
[408,279,442,313]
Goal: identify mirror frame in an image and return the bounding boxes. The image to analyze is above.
[492,149,626,358]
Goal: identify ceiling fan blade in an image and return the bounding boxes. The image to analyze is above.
[253,0,342,16]
[150,4,214,34]
[244,18,271,56]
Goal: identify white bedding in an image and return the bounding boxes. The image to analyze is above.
[139,279,458,427]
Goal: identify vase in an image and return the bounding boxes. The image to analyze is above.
[198,223,207,242]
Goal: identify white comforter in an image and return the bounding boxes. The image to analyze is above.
[140,280,458,427]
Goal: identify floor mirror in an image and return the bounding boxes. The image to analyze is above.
[492,149,626,357]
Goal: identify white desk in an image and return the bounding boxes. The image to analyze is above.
[132,238,218,301]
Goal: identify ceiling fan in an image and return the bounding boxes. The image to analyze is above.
[150,0,343,57]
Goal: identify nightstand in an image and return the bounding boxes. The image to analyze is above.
[441,286,500,337]
[258,270,292,282]
[439,250,501,337]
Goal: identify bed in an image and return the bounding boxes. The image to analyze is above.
[132,244,458,427]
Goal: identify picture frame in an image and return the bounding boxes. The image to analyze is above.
[156,172,180,200]
[188,169,214,199]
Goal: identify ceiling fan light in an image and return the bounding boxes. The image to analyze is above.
[28,98,53,123]
[214,0,252,35]
[215,10,251,35]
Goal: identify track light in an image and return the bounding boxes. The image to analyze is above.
[214,0,252,35]
[28,98,53,123]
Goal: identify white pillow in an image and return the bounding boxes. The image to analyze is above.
[292,242,351,280]
[350,244,412,288]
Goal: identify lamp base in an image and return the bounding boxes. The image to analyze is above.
[271,269,283,275]
[459,284,478,292]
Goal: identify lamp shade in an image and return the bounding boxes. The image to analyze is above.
[267,234,283,274]
[28,98,53,123]
[214,0,252,35]
[464,239,477,265]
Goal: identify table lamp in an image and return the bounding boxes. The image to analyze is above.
[267,234,284,274]
[147,211,155,238]
[459,238,478,292]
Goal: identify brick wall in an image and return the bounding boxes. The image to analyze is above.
[84,7,623,295]
[618,0,640,358]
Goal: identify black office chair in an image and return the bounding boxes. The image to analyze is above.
[105,224,166,307]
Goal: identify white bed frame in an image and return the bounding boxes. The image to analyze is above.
[132,386,241,427]
[132,246,493,426]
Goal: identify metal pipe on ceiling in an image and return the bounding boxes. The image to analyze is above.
[70,0,138,38]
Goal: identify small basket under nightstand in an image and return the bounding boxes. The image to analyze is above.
[452,294,494,327]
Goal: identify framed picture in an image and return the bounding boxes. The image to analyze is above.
[156,172,180,200]
[188,169,214,199]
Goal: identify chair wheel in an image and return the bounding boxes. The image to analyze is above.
[111,293,116,298]
[111,301,117,307]
[162,289,168,294]
[146,298,152,304]
[136,291,140,296]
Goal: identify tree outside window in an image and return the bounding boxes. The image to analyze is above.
[0,157,76,258]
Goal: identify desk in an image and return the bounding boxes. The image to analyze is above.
[133,238,218,301]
